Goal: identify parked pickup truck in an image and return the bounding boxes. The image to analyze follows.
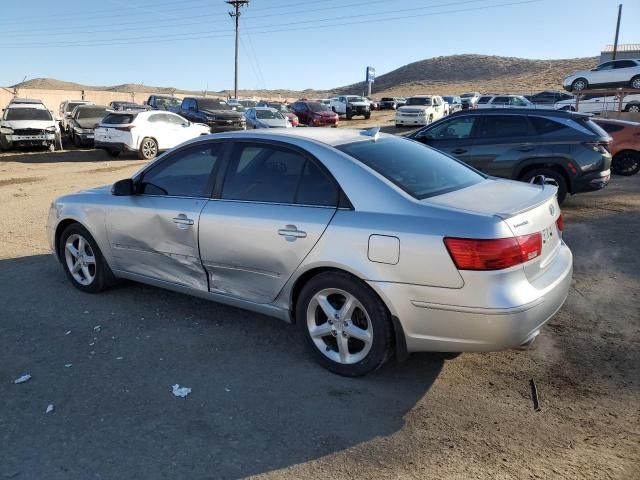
[178,97,246,132]
[146,95,182,112]
[330,95,371,120]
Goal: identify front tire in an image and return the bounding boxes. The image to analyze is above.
[571,78,588,92]
[296,271,393,376]
[59,224,114,293]
[631,76,640,89]
[521,168,568,204]
[138,137,158,160]
[625,103,640,113]
[612,151,640,176]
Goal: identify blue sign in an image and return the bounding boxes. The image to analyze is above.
[366,66,375,83]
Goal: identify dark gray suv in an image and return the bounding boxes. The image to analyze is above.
[409,108,612,203]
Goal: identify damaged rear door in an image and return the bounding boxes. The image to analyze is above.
[106,141,224,290]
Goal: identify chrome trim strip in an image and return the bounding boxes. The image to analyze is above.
[410,297,545,315]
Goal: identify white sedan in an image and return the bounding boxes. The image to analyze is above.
[94,111,210,159]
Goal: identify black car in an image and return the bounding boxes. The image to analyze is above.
[178,97,246,132]
[379,97,405,110]
[409,108,612,203]
[525,90,574,105]
[67,105,110,147]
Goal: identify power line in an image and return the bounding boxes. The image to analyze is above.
[0,0,541,49]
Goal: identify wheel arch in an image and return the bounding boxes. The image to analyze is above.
[287,265,408,361]
[515,161,571,191]
[54,218,83,262]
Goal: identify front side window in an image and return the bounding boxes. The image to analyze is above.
[139,143,221,197]
[478,115,530,137]
[491,96,509,104]
[337,137,484,199]
[595,62,614,71]
[423,116,477,139]
[221,143,337,206]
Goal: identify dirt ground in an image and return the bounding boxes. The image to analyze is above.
[1,118,638,479]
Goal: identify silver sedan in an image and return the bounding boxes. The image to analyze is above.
[47,128,572,376]
[244,107,291,129]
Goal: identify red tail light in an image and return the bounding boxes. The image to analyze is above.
[444,233,542,271]
[556,211,564,233]
[114,125,133,132]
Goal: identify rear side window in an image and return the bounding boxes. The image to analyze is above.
[221,143,338,206]
[529,116,572,135]
[478,115,529,137]
[102,113,135,125]
[337,137,484,199]
[478,96,492,104]
[140,143,221,197]
[491,96,509,103]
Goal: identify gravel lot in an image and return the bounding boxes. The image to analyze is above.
[1,121,638,479]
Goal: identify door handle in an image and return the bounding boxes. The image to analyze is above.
[451,148,467,154]
[172,214,194,227]
[278,225,307,241]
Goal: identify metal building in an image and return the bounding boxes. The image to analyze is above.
[600,44,640,62]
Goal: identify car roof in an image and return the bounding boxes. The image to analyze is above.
[7,102,47,110]
[448,108,591,119]
[221,127,392,147]
[408,95,433,98]
[253,106,277,111]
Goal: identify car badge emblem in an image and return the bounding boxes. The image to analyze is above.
[549,204,555,216]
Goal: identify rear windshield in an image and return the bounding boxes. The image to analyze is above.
[337,137,484,199]
[77,107,108,119]
[381,97,394,101]
[102,113,135,125]
[5,108,52,121]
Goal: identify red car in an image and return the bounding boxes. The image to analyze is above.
[593,118,640,176]
[288,101,339,127]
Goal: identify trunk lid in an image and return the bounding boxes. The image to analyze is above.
[427,178,562,281]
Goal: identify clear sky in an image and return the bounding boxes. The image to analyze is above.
[0,0,637,91]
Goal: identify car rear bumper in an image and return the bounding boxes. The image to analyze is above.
[94,141,136,153]
[369,243,573,352]
[572,169,611,193]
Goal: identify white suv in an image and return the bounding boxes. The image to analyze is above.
[476,95,536,109]
[94,110,210,159]
[0,99,59,151]
[395,95,445,127]
[554,93,640,114]
[329,95,371,120]
[563,59,640,92]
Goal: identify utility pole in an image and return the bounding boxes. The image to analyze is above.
[612,4,622,60]
[226,0,249,100]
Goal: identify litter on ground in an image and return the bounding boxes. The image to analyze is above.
[45,404,54,414]
[14,374,31,384]
[172,384,191,397]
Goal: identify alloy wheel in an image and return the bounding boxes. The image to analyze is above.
[632,77,640,89]
[306,288,373,365]
[64,234,96,286]
[142,139,157,159]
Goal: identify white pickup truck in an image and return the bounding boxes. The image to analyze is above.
[330,95,371,120]
[395,95,446,127]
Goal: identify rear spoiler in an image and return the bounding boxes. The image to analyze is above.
[494,181,557,219]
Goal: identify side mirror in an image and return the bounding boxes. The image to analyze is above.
[112,178,135,196]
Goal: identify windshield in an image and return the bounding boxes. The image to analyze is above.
[442,96,453,102]
[308,102,331,112]
[239,100,257,107]
[5,108,53,121]
[337,137,484,199]
[381,97,394,101]
[156,97,181,107]
[346,96,366,103]
[256,110,283,120]
[406,97,432,106]
[199,99,231,111]
[77,107,108,119]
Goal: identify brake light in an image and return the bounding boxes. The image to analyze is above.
[444,233,542,271]
[115,125,133,131]
[556,211,564,233]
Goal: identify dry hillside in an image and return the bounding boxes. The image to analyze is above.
[8,54,598,99]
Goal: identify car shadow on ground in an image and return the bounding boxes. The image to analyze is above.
[0,146,140,164]
[1,254,444,479]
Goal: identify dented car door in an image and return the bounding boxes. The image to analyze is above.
[105,141,223,290]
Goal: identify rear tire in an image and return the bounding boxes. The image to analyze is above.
[296,271,394,377]
[521,168,568,204]
[58,223,115,293]
[612,151,640,176]
[346,110,353,120]
[625,103,640,113]
[138,137,158,160]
